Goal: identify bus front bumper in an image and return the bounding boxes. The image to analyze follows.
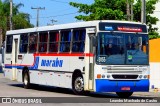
[95,79,149,92]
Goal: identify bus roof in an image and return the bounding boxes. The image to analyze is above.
[6,20,146,35]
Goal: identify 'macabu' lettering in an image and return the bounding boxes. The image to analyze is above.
[41,58,63,67]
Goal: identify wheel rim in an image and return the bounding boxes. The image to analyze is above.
[74,77,84,92]
[24,74,28,85]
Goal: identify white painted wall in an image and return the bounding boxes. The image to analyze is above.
[150,63,160,89]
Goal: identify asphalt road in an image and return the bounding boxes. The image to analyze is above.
[0,73,160,106]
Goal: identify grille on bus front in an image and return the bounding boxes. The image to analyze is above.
[106,66,143,74]
[112,75,138,79]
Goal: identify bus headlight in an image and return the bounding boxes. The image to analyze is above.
[143,75,147,79]
[102,74,105,78]
[107,75,110,78]
[139,75,142,79]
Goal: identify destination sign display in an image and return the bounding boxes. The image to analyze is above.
[99,22,147,33]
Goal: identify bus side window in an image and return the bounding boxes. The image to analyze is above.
[80,30,86,52]
[49,31,59,52]
[29,33,38,53]
[38,32,48,53]
[72,29,86,52]
[60,30,71,52]
[6,35,13,53]
[20,34,28,53]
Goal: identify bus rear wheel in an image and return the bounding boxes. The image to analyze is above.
[23,71,30,89]
[72,75,84,95]
[116,92,133,98]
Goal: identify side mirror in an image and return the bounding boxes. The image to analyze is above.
[138,37,142,51]
[138,37,142,46]
[93,36,97,47]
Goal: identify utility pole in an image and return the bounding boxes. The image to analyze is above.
[31,7,45,27]
[10,0,13,30]
[126,0,134,21]
[141,0,146,23]
[47,19,57,26]
[130,1,133,21]
[51,19,57,25]
[126,0,130,21]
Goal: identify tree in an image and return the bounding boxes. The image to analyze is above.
[70,0,160,39]
[133,0,160,39]
[70,0,126,21]
[0,0,33,41]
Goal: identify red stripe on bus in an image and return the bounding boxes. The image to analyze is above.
[5,53,94,67]
[85,53,94,57]
[33,53,94,57]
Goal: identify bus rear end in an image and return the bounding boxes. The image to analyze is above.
[94,22,149,98]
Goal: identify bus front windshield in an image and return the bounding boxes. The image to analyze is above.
[97,32,149,65]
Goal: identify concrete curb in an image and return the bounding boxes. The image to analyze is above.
[150,88,160,93]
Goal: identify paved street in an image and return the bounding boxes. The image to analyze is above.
[0,73,159,106]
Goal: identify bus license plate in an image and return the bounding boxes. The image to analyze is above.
[121,87,130,91]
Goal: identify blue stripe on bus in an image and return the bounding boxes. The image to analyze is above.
[31,57,39,69]
[95,79,149,92]
[5,57,39,70]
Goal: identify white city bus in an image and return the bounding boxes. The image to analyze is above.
[3,20,149,98]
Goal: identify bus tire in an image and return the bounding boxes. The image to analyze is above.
[116,92,133,98]
[23,70,30,89]
[72,74,84,95]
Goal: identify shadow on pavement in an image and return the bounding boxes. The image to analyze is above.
[8,83,155,99]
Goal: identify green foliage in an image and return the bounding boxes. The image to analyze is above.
[149,31,160,39]
[0,0,33,40]
[12,13,33,29]
[70,0,160,39]
[134,0,159,32]
[70,0,126,21]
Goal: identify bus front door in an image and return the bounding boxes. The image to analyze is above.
[88,33,96,90]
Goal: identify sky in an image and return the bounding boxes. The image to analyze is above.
[9,0,94,27]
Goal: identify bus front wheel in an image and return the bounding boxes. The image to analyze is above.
[72,75,84,95]
[116,92,133,98]
[23,71,30,89]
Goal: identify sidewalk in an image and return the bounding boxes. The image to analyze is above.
[134,92,160,97]
[150,88,160,93]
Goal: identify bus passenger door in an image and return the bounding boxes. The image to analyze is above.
[88,34,96,90]
[12,35,19,80]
